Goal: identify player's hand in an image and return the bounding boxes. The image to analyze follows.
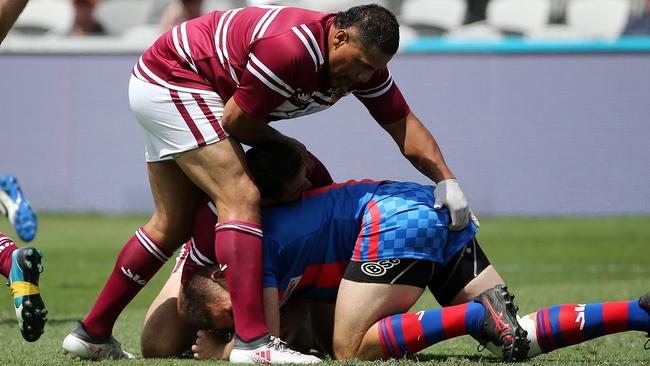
[433,179,474,231]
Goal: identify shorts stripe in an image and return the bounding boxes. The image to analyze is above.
[366,200,381,261]
[170,89,206,146]
[192,93,228,140]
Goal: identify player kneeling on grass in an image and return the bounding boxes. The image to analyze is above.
[141,140,529,362]
[144,140,650,361]
[0,174,47,342]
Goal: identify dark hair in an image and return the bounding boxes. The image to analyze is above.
[334,4,400,55]
[245,140,302,201]
[179,267,228,330]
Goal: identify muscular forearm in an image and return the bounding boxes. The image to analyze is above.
[0,0,28,44]
[221,98,284,145]
[382,112,455,183]
[263,287,281,336]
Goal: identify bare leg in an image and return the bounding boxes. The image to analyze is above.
[332,279,423,359]
[333,279,489,360]
[81,161,202,338]
[177,139,268,343]
[447,265,505,305]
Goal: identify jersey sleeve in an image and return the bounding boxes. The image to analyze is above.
[352,68,411,125]
[263,238,279,288]
[233,32,319,121]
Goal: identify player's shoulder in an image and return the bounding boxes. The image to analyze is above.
[250,7,331,66]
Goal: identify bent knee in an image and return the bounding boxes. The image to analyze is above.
[333,337,359,360]
[214,181,261,221]
[144,216,193,248]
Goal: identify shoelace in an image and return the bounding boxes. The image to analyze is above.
[267,337,296,354]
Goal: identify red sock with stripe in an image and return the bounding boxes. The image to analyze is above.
[378,302,485,358]
[0,232,18,278]
[533,300,650,354]
[214,220,268,342]
[83,228,172,338]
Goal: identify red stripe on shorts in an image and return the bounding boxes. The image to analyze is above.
[170,89,206,146]
[192,93,228,141]
[366,200,381,261]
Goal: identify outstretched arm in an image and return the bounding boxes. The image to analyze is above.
[380,111,455,183]
[381,112,475,230]
[0,0,28,44]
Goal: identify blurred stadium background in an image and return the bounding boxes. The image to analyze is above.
[1,0,649,216]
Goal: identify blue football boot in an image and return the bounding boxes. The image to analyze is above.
[0,174,37,242]
[8,247,47,342]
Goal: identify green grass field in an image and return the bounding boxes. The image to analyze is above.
[0,215,648,366]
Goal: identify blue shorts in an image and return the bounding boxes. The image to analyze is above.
[351,182,477,264]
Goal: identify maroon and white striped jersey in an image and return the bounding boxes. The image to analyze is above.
[132,6,410,124]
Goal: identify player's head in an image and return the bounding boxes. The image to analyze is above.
[328,4,399,88]
[246,140,311,204]
[178,266,233,331]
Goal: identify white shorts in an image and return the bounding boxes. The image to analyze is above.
[128,75,229,162]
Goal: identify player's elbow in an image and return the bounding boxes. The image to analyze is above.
[402,147,428,172]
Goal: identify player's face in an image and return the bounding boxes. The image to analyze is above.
[328,28,393,89]
[277,166,311,204]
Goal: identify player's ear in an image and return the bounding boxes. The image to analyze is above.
[334,28,348,48]
[210,266,226,283]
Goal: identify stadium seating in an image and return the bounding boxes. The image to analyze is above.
[566,0,632,39]
[12,0,73,35]
[400,0,467,35]
[96,0,155,36]
[5,0,647,49]
[121,24,162,44]
[298,0,389,12]
[530,0,632,39]
[204,0,240,12]
[445,21,504,40]
[487,0,552,35]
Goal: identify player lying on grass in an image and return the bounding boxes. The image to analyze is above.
[0,174,47,342]
[141,140,529,362]
[144,141,650,361]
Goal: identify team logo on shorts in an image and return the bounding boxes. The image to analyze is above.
[361,259,401,277]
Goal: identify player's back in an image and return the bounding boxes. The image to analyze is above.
[135,6,333,101]
[262,180,381,302]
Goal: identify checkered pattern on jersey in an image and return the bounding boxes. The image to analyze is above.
[352,182,449,262]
